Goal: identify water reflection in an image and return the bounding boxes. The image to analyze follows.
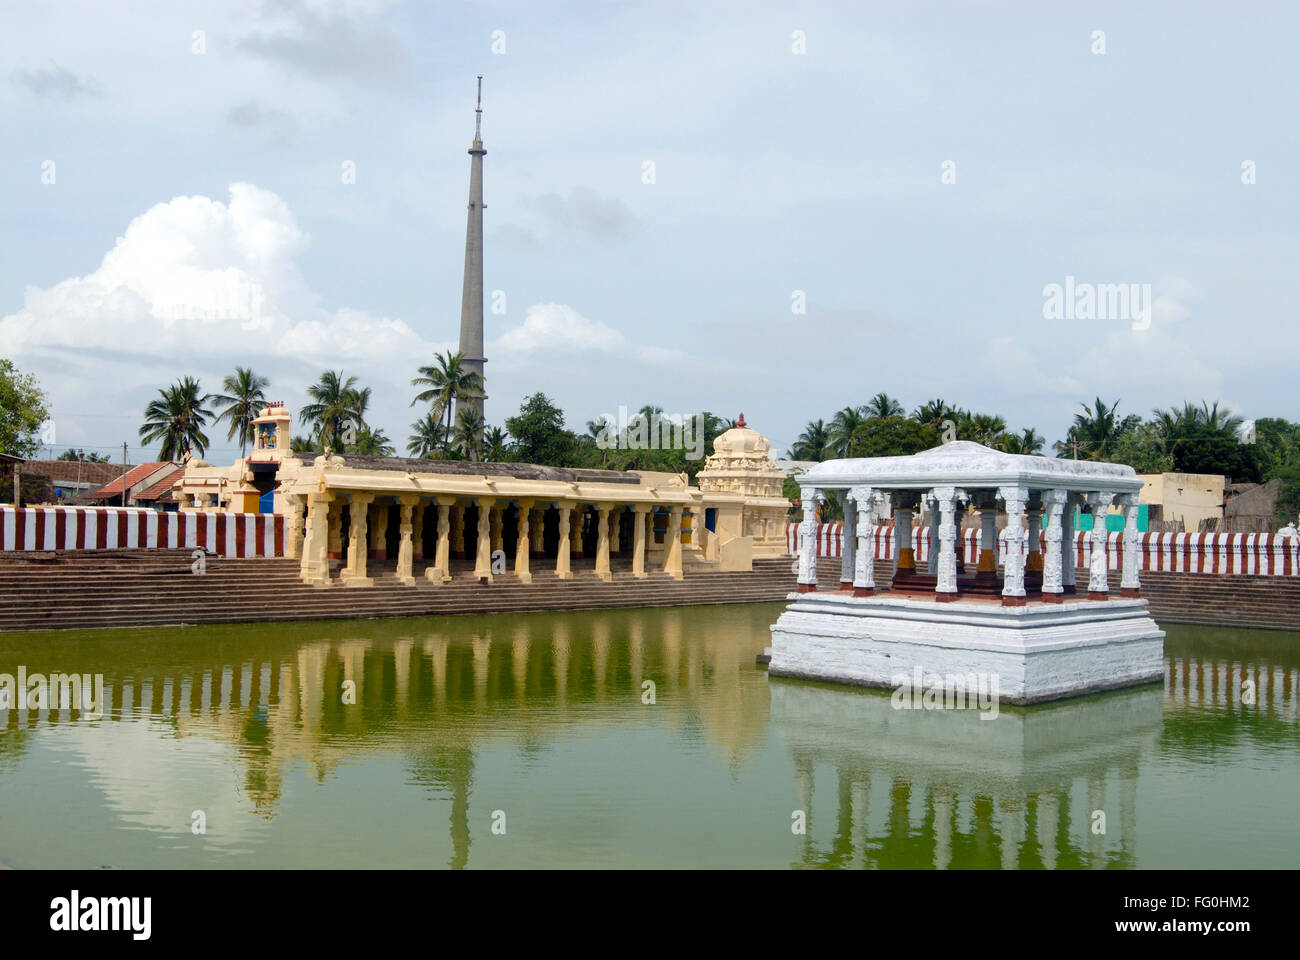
[1,612,1297,868]
[773,683,1160,869]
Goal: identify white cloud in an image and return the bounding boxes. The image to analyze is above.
[0,183,445,457]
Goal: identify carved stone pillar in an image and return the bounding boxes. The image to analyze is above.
[632,504,650,579]
[840,494,856,590]
[555,503,573,580]
[514,498,533,584]
[530,507,546,559]
[300,491,333,586]
[570,507,584,558]
[932,486,963,601]
[998,485,1028,606]
[664,506,684,580]
[849,486,877,597]
[490,503,504,553]
[1120,493,1141,597]
[341,493,374,587]
[396,495,418,585]
[474,496,495,583]
[595,503,613,582]
[1062,494,1079,593]
[1088,491,1114,600]
[426,497,454,583]
[327,498,344,565]
[411,502,426,561]
[285,493,306,560]
[796,487,821,592]
[610,509,622,555]
[1040,488,1068,603]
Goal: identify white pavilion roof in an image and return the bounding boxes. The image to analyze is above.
[800,441,1141,493]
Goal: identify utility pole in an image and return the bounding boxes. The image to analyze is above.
[120,442,127,507]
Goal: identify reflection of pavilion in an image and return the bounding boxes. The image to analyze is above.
[771,680,1162,868]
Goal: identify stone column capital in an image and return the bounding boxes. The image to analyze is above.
[1041,487,1069,506]
[997,484,1029,505]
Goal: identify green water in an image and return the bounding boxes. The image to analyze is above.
[1,603,1297,869]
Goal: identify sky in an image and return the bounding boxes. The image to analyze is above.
[2,0,1298,463]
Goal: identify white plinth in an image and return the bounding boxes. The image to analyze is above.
[768,592,1164,705]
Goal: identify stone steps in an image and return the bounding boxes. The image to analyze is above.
[0,552,807,632]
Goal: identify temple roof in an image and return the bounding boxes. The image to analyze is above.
[291,453,642,486]
[801,441,1142,492]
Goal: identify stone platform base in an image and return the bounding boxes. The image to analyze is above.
[768,592,1164,705]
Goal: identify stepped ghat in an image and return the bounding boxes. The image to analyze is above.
[769,442,1166,704]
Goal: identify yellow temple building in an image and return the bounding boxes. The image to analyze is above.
[173,404,793,587]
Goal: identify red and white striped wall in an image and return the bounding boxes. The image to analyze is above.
[786,523,1300,577]
[0,507,284,558]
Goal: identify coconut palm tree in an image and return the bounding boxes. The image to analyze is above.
[864,392,905,419]
[410,350,483,454]
[828,405,868,457]
[791,419,831,461]
[912,398,959,426]
[483,426,510,462]
[997,427,1045,455]
[453,407,485,461]
[407,412,447,458]
[139,376,213,460]
[300,370,362,452]
[1054,397,1141,460]
[351,426,394,456]
[212,366,269,460]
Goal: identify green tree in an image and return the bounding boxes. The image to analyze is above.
[912,398,959,426]
[848,416,940,457]
[139,376,213,460]
[57,448,110,463]
[996,427,1046,456]
[955,411,1009,447]
[1110,422,1174,473]
[1151,401,1261,480]
[351,426,395,456]
[791,419,830,461]
[864,392,905,419]
[0,359,50,457]
[483,426,510,462]
[410,350,483,455]
[407,412,447,458]
[1054,397,1141,460]
[300,370,365,453]
[453,407,485,461]
[212,366,269,460]
[828,406,868,457]
[505,393,577,466]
